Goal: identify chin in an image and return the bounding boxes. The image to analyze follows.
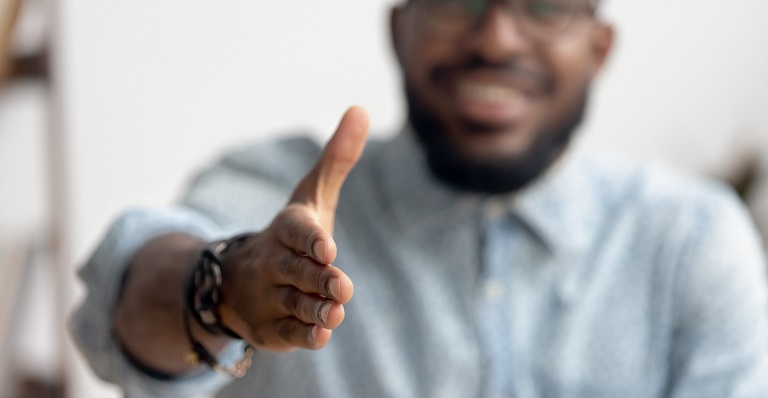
[452,122,536,162]
[406,83,590,194]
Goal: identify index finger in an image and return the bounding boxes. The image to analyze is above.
[273,204,337,264]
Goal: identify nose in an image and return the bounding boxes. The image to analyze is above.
[469,2,531,62]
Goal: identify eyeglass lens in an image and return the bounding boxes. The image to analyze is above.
[413,0,594,41]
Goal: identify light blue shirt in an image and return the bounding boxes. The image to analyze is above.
[71,129,768,398]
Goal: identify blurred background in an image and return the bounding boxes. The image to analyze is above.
[0,0,767,397]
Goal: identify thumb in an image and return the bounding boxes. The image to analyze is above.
[291,106,369,231]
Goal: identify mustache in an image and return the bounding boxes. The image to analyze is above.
[430,55,552,91]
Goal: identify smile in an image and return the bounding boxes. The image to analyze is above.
[456,82,529,104]
[454,81,534,126]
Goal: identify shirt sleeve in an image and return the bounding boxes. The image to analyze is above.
[68,206,245,398]
[666,189,768,398]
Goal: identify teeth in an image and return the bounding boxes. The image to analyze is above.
[458,83,523,102]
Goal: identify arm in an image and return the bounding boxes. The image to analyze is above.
[70,208,239,397]
[71,107,368,393]
[113,232,225,375]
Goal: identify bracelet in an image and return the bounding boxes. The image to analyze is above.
[182,233,257,378]
[182,311,256,378]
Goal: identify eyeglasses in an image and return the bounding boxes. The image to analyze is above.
[408,0,598,43]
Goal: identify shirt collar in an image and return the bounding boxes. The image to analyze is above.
[376,126,601,255]
[374,128,481,233]
[506,151,603,256]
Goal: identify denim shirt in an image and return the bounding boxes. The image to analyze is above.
[70,129,768,398]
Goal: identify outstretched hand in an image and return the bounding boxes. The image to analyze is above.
[218,106,369,351]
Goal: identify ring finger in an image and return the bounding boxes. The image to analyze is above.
[278,287,344,329]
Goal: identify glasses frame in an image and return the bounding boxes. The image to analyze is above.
[407,0,600,44]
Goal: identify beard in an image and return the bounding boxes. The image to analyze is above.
[407,82,589,194]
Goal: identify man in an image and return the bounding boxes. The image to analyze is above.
[71,0,768,397]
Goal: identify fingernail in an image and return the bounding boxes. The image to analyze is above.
[309,325,318,341]
[313,240,327,262]
[317,301,331,326]
[327,277,341,301]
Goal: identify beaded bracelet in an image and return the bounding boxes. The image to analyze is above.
[183,233,257,378]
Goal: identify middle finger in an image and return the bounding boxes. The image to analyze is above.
[273,251,349,302]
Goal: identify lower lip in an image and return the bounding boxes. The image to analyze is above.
[455,91,532,126]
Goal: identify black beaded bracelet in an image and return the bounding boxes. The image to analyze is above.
[182,233,257,378]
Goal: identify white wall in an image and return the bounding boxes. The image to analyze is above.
[56,1,768,396]
[582,0,768,177]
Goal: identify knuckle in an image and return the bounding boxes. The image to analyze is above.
[277,205,323,254]
[296,294,314,320]
[248,329,266,346]
[279,252,303,279]
[295,256,322,290]
[277,320,297,341]
[281,289,302,312]
[328,151,354,170]
[272,208,294,229]
[276,319,312,346]
[285,219,302,246]
[294,229,317,257]
[275,208,301,235]
[292,293,326,326]
[296,257,317,283]
[303,230,320,255]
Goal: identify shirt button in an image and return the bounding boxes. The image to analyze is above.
[484,280,506,300]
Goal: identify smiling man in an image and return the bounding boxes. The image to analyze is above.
[71,1,768,397]
[400,0,608,193]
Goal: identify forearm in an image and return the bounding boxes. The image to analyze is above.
[113,232,230,375]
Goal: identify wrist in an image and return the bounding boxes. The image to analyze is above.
[182,233,258,377]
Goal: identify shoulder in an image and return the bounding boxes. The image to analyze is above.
[577,152,766,305]
[573,152,764,270]
[215,135,323,188]
[181,135,322,229]
[576,153,745,227]
[211,134,390,190]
